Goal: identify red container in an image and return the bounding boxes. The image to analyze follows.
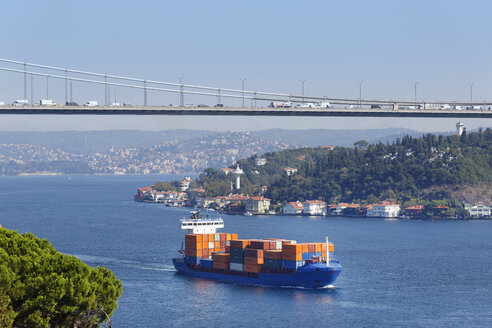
[220,233,226,241]
[225,245,230,253]
[230,239,251,249]
[244,248,263,258]
[243,264,262,273]
[264,250,282,260]
[244,256,263,265]
[308,244,315,253]
[185,249,202,257]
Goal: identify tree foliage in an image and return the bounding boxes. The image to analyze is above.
[0,229,122,328]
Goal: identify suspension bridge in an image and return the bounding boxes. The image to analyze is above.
[0,58,491,118]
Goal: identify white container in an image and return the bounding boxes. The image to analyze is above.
[230,263,244,271]
[208,242,214,249]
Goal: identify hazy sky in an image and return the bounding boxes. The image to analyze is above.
[0,0,491,132]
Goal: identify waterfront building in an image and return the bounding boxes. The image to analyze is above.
[405,205,424,217]
[282,201,303,215]
[366,202,400,218]
[465,203,491,217]
[302,200,327,216]
[246,196,271,214]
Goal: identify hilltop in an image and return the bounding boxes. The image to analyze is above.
[196,128,492,206]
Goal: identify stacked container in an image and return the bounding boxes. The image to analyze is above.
[185,233,237,265]
[212,252,230,270]
[229,239,251,272]
[244,248,264,273]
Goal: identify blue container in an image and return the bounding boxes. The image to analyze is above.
[200,258,214,268]
[264,258,282,268]
[230,247,245,257]
[282,260,303,269]
[184,256,200,265]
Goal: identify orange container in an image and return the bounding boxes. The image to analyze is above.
[185,249,202,257]
[244,256,263,265]
[283,244,303,254]
[243,264,262,273]
[213,261,230,270]
[201,241,208,249]
[185,234,203,243]
[302,244,309,253]
[202,248,209,257]
[231,233,238,240]
[230,239,251,248]
[308,244,315,253]
[185,241,202,250]
[282,252,302,261]
[264,250,282,260]
[202,234,208,242]
[213,253,230,261]
[315,243,322,253]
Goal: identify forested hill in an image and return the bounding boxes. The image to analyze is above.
[199,128,492,205]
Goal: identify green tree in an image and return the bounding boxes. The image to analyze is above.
[0,229,122,328]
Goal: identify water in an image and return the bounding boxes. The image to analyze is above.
[1,175,492,327]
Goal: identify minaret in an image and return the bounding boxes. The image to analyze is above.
[232,164,244,190]
[456,122,464,136]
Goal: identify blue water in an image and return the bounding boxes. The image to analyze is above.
[1,175,492,327]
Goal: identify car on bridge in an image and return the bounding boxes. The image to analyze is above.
[13,100,29,106]
[65,102,79,106]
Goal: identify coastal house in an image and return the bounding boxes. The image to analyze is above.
[134,185,153,201]
[196,196,215,208]
[465,203,491,217]
[283,167,298,176]
[246,196,271,214]
[302,200,327,216]
[366,202,400,218]
[179,177,193,191]
[282,201,303,215]
[432,205,449,217]
[331,203,361,216]
[405,205,424,218]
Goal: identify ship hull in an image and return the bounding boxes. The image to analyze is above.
[173,257,341,289]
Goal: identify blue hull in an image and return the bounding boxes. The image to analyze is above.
[173,258,341,289]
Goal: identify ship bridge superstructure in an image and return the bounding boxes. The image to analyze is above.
[180,211,224,234]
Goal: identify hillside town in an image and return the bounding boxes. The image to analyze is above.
[0,132,298,175]
[134,174,491,219]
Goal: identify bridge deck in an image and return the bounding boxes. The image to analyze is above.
[0,106,491,118]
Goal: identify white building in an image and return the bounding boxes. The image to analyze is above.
[302,200,327,216]
[283,201,303,215]
[366,202,400,218]
[246,196,271,214]
[255,158,267,166]
[179,177,193,191]
[283,167,298,176]
[465,203,491,217]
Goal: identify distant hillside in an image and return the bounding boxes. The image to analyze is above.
[0,128,437,154]
[0,130,210,154]
[197,129,492,206]
[251,128,429,147]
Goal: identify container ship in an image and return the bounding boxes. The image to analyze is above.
[172,211,342,288]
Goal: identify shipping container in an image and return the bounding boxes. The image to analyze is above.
[243,264,262,273]
[230,239,251,248]
[264,258,282,268]
[230,262,244,271]
[264,250,283,260]
[185,234,203,243]
[184,256,200,265]
[213,261,230,270]
[230,253,244,263]
[282,260,303,269]
[200,258,213,268]
[220,233,226,241]
[244,248,263,258]
[283,243,303,254]
[185,249,202,257]
[244,256,264,265]
[214,233,220,242]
